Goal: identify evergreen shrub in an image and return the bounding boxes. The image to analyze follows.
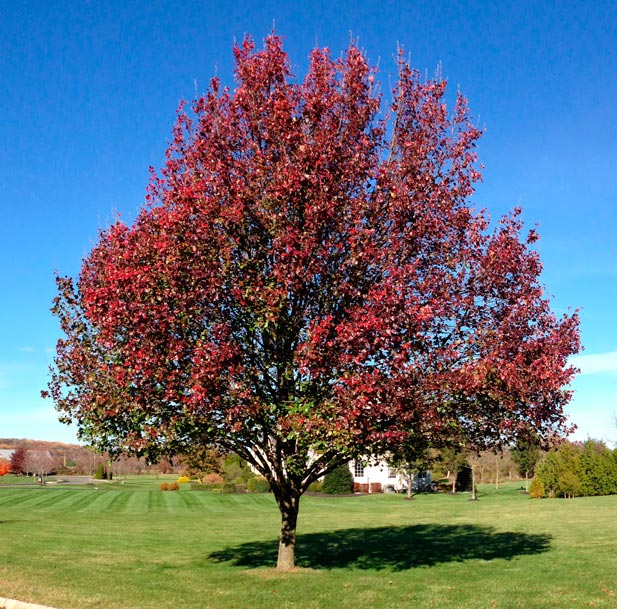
[322,464,353,494]
[529,476,545,498]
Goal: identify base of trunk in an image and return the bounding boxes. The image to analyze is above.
[277,541,296,570]
[274,490,300,570]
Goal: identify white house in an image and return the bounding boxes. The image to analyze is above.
[0,449,14,461]
[349,458,433,494]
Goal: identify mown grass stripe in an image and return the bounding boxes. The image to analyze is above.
[2,489,69,510]
[147,490,164,511]
[60,489,103,512]
[124,489,147,513]
[16,489,76,510]
[105,490,133,512]
[77,490,121,513]
[176,491,202,510]
[0,489,36,507]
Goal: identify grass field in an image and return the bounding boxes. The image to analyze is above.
[1,480,616,609]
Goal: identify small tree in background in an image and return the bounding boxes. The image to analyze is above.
[511,439,541,492]
[438,448,469,493]
[93,462,106,480]
[466,452,482,500]
[23,451,56,485]
[10,446,27,475]
[388,436,434,499]
[181,447,224,479]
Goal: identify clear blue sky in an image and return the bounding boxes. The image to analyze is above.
[1,1,615,445]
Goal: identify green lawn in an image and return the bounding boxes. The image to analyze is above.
[1,481,616,609]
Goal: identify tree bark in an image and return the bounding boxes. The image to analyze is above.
[274,490,300,570]
[470,465,477,500]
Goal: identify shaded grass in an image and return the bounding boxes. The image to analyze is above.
[209,523,552,569]
[1,482,616,608]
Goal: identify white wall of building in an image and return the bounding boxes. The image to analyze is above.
[349,458,406,492]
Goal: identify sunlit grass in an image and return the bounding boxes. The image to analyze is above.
[1,481,616,608]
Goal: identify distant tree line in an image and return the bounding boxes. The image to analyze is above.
[0,439,186,477]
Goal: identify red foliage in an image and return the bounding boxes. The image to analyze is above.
[0,459,9,477]
[45,34,580,568]
[9,446,27,474]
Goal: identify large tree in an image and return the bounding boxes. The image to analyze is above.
[45,34,580,569]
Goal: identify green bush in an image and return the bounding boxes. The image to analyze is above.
[93,462,105,480]
[247,477,270,493]
[221,482,237,494]
[322,464,353,494]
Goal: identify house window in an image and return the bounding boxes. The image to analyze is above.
[354,460,365,477]
[388,468,397,479]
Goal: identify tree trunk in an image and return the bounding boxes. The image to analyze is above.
[525,471,529,493]
[470,466,477,500]
[274,490,300,570]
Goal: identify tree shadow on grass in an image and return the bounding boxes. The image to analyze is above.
[208,524,552,571]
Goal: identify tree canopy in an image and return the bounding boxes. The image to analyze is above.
[45,34,580,569]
